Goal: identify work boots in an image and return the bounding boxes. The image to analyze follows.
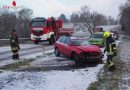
[12,54,19,60]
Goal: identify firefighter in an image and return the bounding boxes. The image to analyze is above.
[103,31,117,71]
[10,29,20,60]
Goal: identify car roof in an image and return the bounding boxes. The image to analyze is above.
[70,36,85,40]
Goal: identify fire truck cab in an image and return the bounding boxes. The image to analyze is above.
[30,17,63,44]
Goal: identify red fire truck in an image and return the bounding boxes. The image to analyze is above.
[30,17,74,44]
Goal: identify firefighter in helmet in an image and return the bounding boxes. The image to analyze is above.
[10,29,20,60]
[103,31,117,71]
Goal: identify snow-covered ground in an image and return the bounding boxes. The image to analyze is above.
[0,65,104,90]
[0,47,106,90]
[0,37,121,90]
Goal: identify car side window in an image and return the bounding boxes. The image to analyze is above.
[57,36,63,42]
[60,36,67,43]
[90,34,94,38]
[65,37,71,44]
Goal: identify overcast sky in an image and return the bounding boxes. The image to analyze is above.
[0,0,127,19]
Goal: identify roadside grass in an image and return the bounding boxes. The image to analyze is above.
[87,44,125,90]
[0,59,34,70]
[87,56,124,90]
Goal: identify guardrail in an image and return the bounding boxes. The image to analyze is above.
[0,38,31,47]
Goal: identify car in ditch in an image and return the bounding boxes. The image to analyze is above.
[88,32,105,47]
[54,36,103,65]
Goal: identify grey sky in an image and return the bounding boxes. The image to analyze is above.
[0,0,127,18]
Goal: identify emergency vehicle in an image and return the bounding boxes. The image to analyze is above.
[30,17,74,44]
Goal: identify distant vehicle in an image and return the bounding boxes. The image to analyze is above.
[110,30,119,40]
[54,36,103,65]
[89,32,105,47]
[94,27,104,32]
[30,17,74,44]
[110,32,115,40]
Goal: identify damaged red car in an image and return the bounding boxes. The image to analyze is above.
[54,36,103,64]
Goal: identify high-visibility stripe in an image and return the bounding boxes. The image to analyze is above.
[113,48,117,49]
[108,61,114,67]
[109,44,112,53]
[13,52,18,55]
[12,39,15,43]
[112,42,116,44]
[11,47,18,50]
[107,52,114,55]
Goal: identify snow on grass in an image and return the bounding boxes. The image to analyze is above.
[0,39,121,90]
[0,64,104,90]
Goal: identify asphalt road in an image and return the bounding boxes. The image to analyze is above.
[0,43,54,61]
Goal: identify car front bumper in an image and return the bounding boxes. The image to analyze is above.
[79,54,103,62]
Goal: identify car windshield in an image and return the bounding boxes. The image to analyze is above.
[72,39,91,46]
[31,21,45,27]
[90,34,103,38]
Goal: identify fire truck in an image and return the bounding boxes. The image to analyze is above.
[30,17,74,44]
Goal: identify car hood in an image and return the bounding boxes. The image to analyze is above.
[76,45,101,52]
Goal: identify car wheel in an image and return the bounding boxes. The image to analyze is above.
[55,48,60,57]
[35,41,38,44]
[73,53,80,65]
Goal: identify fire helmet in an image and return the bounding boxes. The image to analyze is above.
[103,31,110,38]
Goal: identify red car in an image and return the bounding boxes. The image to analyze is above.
[54,36,103,64]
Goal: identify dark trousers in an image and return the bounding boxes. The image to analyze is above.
[107,55,116,71]
[107,55,113,64]
[12,50,19,59]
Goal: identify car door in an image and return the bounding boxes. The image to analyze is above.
[63,37,72,57]
[58,36,67,55]
[55,36,63,52]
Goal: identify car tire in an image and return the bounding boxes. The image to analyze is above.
[49,36,54,45]
[35,41,38,44]
[55,48,60,57]
[73,53,80,65]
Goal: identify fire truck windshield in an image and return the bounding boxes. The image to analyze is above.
[31,21,45,27]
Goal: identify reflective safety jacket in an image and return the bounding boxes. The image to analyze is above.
[10,35,19,50]
[104,35,117,55]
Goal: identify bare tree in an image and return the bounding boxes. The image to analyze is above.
[120,0,130,35]
[70,12,80,26]
[79,6,94,34]
[71,5,116,34]
[79,6,108,34]
[17,8,33,38]
[58,14,68,23]
[107,16,117,25]
[0,10,17,38]
[0,8,33,39]
[94,13,108,26]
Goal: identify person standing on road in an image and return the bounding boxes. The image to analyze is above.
[103,31,117,71]
[10,29,20,60]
